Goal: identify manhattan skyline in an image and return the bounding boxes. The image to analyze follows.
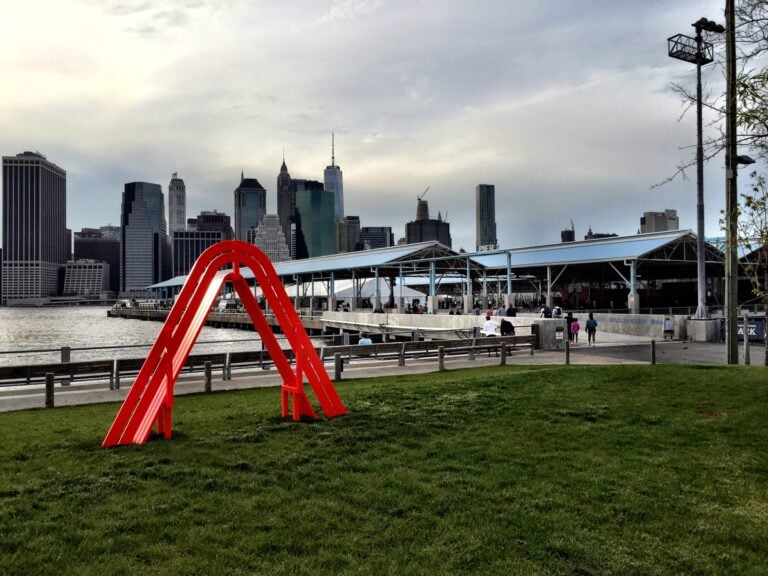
[0,0,753,252]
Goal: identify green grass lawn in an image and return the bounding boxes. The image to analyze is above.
[1,364,767,575]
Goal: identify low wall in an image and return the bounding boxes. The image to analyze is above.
[322,311,668,349]
[322,311,532,336]
[573,312,667,339]
[322,312,563,349]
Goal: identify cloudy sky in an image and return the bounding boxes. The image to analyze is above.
[0,0,753,252]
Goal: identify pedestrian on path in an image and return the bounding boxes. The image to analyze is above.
[586,313,598,346]
[570,318,580,345]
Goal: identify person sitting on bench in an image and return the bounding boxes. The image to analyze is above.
[482,315,497,336]
[500,319,515,336]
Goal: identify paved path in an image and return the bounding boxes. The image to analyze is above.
[0,336,760,413]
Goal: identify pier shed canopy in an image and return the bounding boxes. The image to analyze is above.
[147,241,483,294]
[471,230,722,280]
[146,231,724,312]
[468,230,725,311]
[269,241,480,281]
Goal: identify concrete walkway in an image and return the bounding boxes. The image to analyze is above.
[0,336,761,413]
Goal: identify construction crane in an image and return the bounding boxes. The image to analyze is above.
[418,186,430,201]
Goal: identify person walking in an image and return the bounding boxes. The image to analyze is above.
[570,317,580,345]
[586,312,598,346]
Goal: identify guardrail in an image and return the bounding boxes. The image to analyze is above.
[0,335,536,392]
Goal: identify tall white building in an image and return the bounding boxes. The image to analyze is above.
[168,173,186,234]
[324,133,344,221]
[247,214,291,263]
[1,151,67,305]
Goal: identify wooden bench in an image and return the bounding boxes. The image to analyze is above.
[320,334,536,369]
[439,335,535,359]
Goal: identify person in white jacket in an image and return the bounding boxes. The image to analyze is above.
[482,315,497,336]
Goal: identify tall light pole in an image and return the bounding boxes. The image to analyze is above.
[668,17,725,320]
[725,0,739,363]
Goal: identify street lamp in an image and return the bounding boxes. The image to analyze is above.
[668,17,725,320]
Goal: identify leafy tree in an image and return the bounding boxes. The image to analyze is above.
[735,1,768,159]
[739,172,768,364]
[661,0,768,184]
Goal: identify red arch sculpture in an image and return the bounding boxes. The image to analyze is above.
[103,240,346,447]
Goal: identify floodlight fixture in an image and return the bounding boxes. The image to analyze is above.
[667,16,724,320]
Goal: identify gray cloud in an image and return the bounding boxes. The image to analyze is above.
[1,0,745,253]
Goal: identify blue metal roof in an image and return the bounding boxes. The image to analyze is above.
[147,232,707,291]
[148,241,451,290]
[270,241,446,276]
[470,230,696,269]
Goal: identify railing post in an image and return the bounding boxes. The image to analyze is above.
[45,373,54,408]
[61,346,71,386]
[651,339,656,365]
[224,352,231,380]
[398,343,406,366]
[500,343,507,366]
[334,353,343,380]
[469,338,476,361]
[743,314,751,366]
[204,361,212,393]
[438,346,445,371]
[565,338,570,365]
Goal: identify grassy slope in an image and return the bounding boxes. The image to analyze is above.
[1,365,767,576]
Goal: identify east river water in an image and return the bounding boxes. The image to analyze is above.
[0,306,265,366]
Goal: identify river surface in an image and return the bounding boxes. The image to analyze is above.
[0,306,265,366]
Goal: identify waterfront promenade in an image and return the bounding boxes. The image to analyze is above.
[0,334,754,413]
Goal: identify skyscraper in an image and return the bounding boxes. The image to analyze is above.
[475,184,497,251]
[359,226,394,250]
[1,151,67,304]
[63,260,110,298]
[640,209,679,233]
[336,215,360,253]
[295,180,336,258]
[247,214,291,263]
[172,231,224,277]
[234,174,266,241]
[168,173,186,234]
[405,198,452,248]
[174,210,233,276]
[190,210,233,238]
[276,156,294,255]
[323,133,344,221]
[121,182,171,294]
[74,227,121,294]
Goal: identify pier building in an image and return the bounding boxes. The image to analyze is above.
[146,231,722,318]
